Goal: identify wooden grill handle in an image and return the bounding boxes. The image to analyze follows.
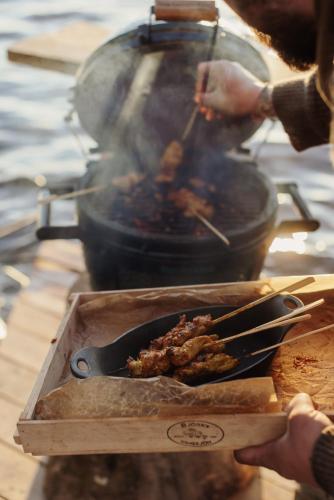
[155,0,217,22]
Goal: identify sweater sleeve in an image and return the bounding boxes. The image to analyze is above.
[272,72,331,151]
[311,425,334,496]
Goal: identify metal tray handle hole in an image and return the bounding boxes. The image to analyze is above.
[284,297,299,310]
[77,359,89,373]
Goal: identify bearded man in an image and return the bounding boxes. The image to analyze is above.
[196,1,333,152]
[195,1,334,497]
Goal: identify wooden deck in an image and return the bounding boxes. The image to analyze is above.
[0,241,298,500]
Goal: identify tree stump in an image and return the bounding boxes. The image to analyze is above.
[44,452,255,500]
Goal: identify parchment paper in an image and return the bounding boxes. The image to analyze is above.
[36,284,334,419]
[269,290,334,411]
[35,376,279,420]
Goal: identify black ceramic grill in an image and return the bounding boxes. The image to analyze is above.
[36,5,320,291]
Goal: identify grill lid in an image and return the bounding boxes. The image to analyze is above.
[74,20,270,169]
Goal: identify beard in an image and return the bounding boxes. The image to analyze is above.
[254,10,317,70]
[228,1,317,70]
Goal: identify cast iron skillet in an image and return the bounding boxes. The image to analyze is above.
[71,294,303,386]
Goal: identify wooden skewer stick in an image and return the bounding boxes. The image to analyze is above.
[222,313,312,344]
[222,299,324,344]
[250,299,324,329]
[182,107,199,142]
[212,276,316,326]
[38,185,105,206]
[248,323,334,357]
[192,209,230,246]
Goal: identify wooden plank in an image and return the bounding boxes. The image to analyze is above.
[0,444,44,500]
[20,290,66,319]
[7,18,303,86]
[8,302,62,343]
[0,326,53,373]
[18,413,287,456]
[36,241,85,274]
[7,21,109,75]
[0,355,37,407]
[0,397,26,452]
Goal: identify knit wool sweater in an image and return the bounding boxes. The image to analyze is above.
[272,72,331,151]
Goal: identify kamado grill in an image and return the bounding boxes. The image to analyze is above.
[37,1,319,290]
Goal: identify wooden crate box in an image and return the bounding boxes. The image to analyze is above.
[16,275,334,456]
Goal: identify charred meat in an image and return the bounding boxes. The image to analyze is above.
[168,188,214,219]
[111,173,144,193]
[174,353,239,383]
[127,349,171,378]
[150,314,213,350]
[126,312,238,382]
[156,141,184,183]
[167,335,218,367]
[127,334,219,378]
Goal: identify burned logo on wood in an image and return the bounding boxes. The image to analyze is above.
[167,421,224,447]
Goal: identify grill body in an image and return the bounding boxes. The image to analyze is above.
[83,228,271,290]
[77,155,278,290]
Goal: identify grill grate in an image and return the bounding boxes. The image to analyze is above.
[86,158,273,239]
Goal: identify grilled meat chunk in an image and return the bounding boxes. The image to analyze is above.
[150,314,213,350]
[174,353,239,383]
[167,335,219,367]
[112,173,144,193]
[127,334,219,378]
[127,349,171,378]
[201,339,226,355]
[168,188,214,219]
[156,141,184,183]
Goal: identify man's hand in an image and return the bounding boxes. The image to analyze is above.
[195,60,265,120]
[234,393,332,487]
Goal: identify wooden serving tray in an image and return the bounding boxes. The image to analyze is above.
[16,275,334,456]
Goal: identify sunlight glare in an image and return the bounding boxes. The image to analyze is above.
[269,232,308,255]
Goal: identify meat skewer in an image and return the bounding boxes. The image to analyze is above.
[174,352,239,383]
[168,188,230,246]
[156,141,184,183]
[127,309,315,378]
[211,277,316,326]
[168,188,214,219]
[150,314,213,350]
[192,210,230,246]
[174,320,334,383]
[110,278,319,380]
[127,334,219,377]
[151,298,321,353]
[167,335,218,367]
[157,66,212,183]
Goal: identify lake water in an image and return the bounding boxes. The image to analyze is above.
[0,0,334,320]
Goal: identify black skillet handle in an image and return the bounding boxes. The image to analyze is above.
[36,188,81,241]
[275,182,319,235]
[71,346,102,379]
